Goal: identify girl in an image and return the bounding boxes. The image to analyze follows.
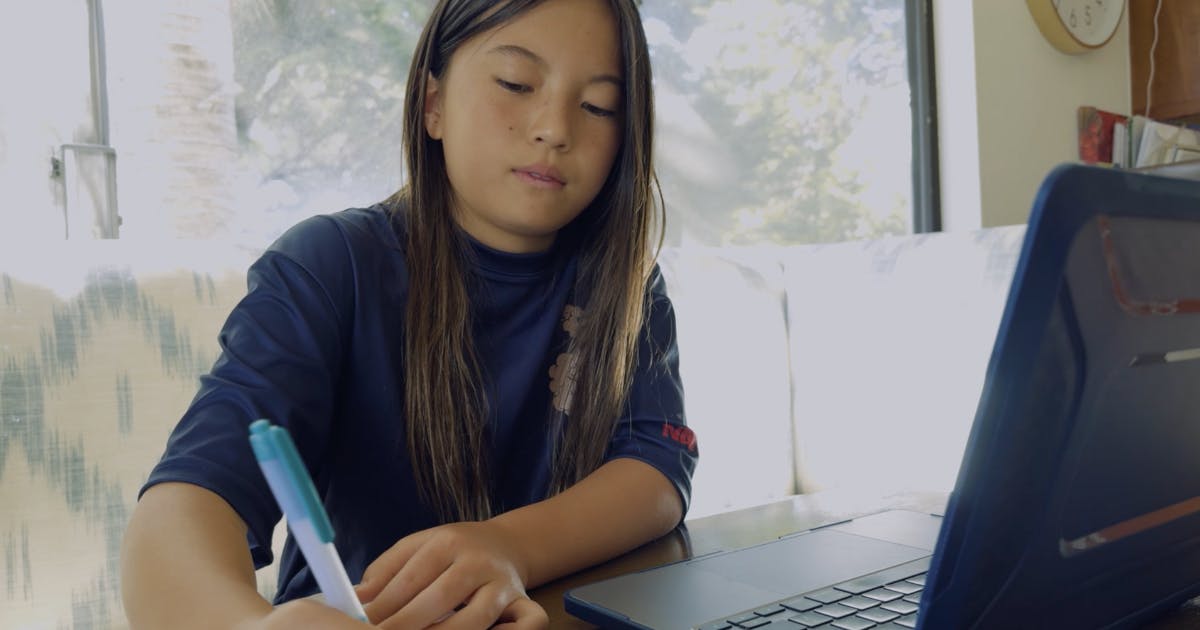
[120,0,697,628]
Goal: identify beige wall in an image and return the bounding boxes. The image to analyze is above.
[935,0,1131,229]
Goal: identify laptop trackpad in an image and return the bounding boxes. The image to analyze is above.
[697,528,930,594]
[569,528,930,629]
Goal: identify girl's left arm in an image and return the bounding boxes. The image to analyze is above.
[356,459,680,629]
[493,456,683,585]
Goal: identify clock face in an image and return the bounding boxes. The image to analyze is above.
[1052,0,1123,47]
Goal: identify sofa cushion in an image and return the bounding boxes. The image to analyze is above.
[658,247,795,518]
[781,225,1026,494]
[0,240,272,628]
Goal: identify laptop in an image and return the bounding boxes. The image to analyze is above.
[565,164,1200,629]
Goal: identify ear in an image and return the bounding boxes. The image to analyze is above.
[423,73,444,140]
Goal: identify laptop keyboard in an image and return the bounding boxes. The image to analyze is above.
[696,557,930,630]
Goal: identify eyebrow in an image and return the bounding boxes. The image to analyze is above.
[487,44,624,88]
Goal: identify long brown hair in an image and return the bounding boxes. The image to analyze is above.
[386,0,663,523]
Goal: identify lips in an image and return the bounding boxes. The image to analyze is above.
[515,165,565,186]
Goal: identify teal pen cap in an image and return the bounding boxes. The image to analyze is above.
[249,419,277,461]
[249,419,336,543]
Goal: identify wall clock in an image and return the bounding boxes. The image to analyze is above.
[1026,0,1125,54]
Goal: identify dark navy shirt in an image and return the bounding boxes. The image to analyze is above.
[141,205,696,603]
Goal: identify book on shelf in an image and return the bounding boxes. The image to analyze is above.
[1077,106,1127,165]
[1113,121,1128,168]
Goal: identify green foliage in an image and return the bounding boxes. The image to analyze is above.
[230,0,428,200]
[230,0,912,245]
[644,0,911,245]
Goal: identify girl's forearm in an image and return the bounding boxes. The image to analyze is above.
[488,458,683,589]
[121,482,272,629]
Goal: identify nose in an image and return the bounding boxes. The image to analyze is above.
[529,95,572,150]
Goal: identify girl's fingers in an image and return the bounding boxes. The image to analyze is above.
[363,540,452,625]
[426,583,512,630]
[361,523,536,628]
[359,530,433,603]
[492,597,549,630]
[376,562,479,630]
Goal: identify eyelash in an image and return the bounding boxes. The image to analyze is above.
[496,78,530,94]
[583,103,617,119]
[495,78,617,119]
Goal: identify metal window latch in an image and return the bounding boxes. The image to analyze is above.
[56,143,120,238]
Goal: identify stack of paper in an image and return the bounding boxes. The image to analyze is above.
[1134,118,1200,167]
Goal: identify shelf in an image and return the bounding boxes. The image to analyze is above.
[1130,0,1200,119]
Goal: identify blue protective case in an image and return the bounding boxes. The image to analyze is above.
[921,164,1200,629]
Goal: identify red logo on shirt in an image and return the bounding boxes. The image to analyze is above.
[662,423,697,452]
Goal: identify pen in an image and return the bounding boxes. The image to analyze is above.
[249,419,368,622]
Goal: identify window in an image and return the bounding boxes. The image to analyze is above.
[1,0,930,244]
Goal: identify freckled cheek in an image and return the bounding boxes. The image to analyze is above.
[589,133,622,173]
[476,96,523,136]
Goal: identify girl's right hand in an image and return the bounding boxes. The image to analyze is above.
[237,599,376,629]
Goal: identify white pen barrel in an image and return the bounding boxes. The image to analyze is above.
[291,518,368,621]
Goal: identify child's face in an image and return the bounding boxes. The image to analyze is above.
[425,0,623,253]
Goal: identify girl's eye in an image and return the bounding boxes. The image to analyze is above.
[583,103,617,118]
[496,79,530,93]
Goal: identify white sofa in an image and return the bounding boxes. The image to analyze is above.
[663,225,1025,516]
[0,224,1025,627]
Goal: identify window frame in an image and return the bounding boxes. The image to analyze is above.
[907,0,942,233]
[60,0,120,238]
